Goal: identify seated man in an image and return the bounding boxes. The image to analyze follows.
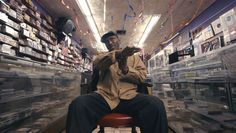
[66,31,168,133]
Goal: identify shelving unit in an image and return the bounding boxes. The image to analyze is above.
[0,0,93,132]
[148,5,236,132]
[0,52,81,132]
[0,0,93,72]
[151,41,236,131]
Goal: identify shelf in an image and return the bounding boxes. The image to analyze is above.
[150,43,236,84]
[155,79,228,84]
[172,61,222,72]
[40,111,67,133]
[0,92,52,104]
[4,19,20,31]
[21,0,36,12]
[36,33,54,46]
[5,11,23,23]
[17,52,48,62]
[0,99,70,132]
[41,21,53,31]
[0,52,76,72]
[168,43,236,68]
[25,10,38,21]
[187,104,236,130]
[32,47,48,55]
[23,18,40,30]
[0,28,19,40]
[200,32,223,45]
[0,107,32,131]
[0,41,18,49]
[0,88,75,105]
[17,105,68,132]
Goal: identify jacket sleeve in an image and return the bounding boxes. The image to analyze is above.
[119,55,147,84]
[93,51,117,71]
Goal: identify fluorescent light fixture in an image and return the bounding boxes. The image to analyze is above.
[75,0,91,16]
[138,15,161,47]
[161,32,179,44]
[76,0,107,51]
[86,16,101,42]
[103,0,106,31]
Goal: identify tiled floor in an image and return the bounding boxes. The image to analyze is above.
[92,127,141,133]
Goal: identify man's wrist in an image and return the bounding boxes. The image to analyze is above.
[121,66,129,74]
[115,52,127,61]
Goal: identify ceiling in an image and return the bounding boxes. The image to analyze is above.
[38,0,216,55]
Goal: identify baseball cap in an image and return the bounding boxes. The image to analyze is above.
[101,31,117,43]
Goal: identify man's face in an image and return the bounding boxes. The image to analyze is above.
[104,35,120,51]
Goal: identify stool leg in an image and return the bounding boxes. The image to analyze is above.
[98,126,104,133]
[131,126,137,133]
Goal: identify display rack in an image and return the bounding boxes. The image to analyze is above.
[0,52,81,132]
[0,0,90,131]
[149,5,236,132]
[0,0,93,72]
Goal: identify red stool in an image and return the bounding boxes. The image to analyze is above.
[97,113,137,133]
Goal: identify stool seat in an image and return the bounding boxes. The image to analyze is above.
[97,113,135,128]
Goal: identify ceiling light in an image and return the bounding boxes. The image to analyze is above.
[161,32,179,44]
[75,0,91,16]
[103,0,106,31]
[75,0,107,51]
[138,15,161,47]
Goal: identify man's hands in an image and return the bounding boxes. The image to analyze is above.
[121,47,141,57]
[116,46,141,74]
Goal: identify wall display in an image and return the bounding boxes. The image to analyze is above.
[0,3,90,131]
[15,9,23,22]
[1,33,13,45]
[0,1,10,13]
[201,42,211,53]
[0,32,5,42]
[7,18,20,31]
[211,18,222,35]
[29,31,36,40]
[203,25,214,40]
[155,55,164,68]
[0,12,8,23]
[220,7,236,44]
[152,55,236,131]
[19,46,25,53]
[148,5,236,133]
[20,28,30,37]
[8,8,16,18]
[23,13,30,22]
[209,37,221,51]
[0,44,15,55]
[20,23,27,29]
[0,25,19,39]
[163,43,174,66]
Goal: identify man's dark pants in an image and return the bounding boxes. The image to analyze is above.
[66,92,168,133]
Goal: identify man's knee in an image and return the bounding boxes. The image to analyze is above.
[145,96,165,111]
[69,95,89,109]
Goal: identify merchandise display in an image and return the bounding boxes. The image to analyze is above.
[211,18,223,35]
[0,0,93,132]
[220,7,236,45]
[150,42,236,132]
[0,57,81,132]
[202,25,214,40]
[0,0,92,71]
[149,5,236,132]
